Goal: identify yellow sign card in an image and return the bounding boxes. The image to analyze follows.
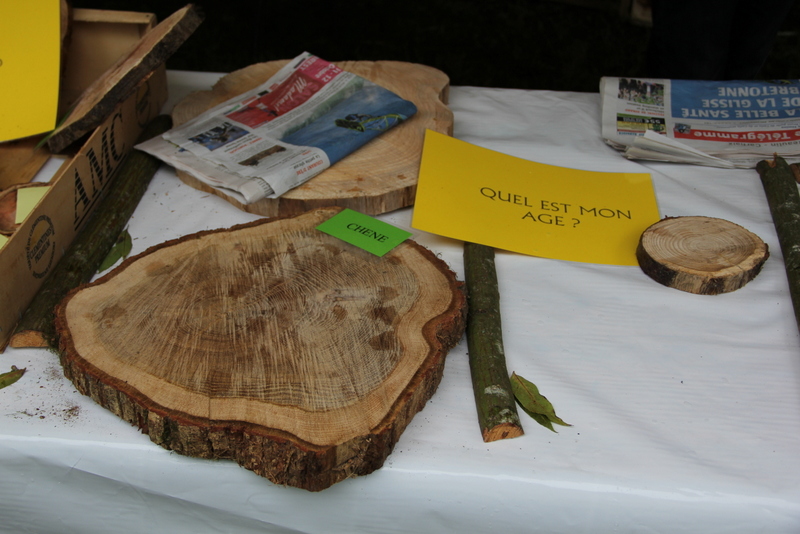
[411,131,661,266]
[0,0,61,141]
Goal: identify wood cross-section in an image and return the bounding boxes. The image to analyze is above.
[56,207,466,490]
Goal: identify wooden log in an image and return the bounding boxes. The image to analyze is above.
[463,242,524,442]
[55,207,467,491]
[47,4,202,153]
[757,155,800,332]
[9,115,172,348]
[171,59,453,217]
[636,216,769,295]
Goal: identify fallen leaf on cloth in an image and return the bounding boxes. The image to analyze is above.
[510,372,571,432]
[98,229,133,272]
[0,366,26,390]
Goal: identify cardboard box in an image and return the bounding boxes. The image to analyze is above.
[0,10,168,350]
[61,9,160,115]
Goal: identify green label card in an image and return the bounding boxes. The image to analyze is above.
[316,209,412,257]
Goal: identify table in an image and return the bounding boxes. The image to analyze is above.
[2,71,799,534]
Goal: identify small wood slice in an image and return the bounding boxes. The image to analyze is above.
[636,216,769,295]
[171,60,453,217]
[55,207,466,491]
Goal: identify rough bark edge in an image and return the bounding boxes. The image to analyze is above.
[48,5,203,153]
[635,216,769,295]
[757,155,800,333]
[55,207,467,491]
[463,242,524,442]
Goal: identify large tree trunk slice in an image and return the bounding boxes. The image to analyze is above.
[171,60,453,217]
[636,216,769,295]
[55,207,466,491]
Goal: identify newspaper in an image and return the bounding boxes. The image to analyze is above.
[137,52,417,203]
[600,77,800,168]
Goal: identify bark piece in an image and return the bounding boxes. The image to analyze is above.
[55,207,466,491]
[171,59,453,216]
[757,155,800,332]
[790,162,800,183]
[47,4,202,153]
[463,242,524,442]
[9,116,172,348]
[636,216,768,295]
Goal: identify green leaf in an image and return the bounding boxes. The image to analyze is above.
[0,366,26,390]
[510,372,571,432]
[98,229,133,272]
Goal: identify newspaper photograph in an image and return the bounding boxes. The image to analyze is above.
[600,77,800,168]
[138,52,417,203]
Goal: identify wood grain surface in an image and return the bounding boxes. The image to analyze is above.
[172,60,453,216]
[636,216,769,295]
[56,207,466,490]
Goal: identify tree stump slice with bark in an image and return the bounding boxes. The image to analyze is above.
[636,216,769,295]
[171,60,453,217]
[55,207,466,491]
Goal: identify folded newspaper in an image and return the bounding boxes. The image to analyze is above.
[600,77,800,168]
[138,52,417,203]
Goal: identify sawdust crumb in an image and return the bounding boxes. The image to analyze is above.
[62,405,81,420]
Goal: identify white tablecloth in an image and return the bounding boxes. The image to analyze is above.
[2,71,799,534]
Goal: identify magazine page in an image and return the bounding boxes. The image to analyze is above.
[138,52,417,202]
[600,77,800,167]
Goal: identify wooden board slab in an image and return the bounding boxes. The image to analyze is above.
[171,60,453,217]
[55,207,466,491]
[47,4,203,153]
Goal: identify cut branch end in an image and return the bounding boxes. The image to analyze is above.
[483,422,525,442]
